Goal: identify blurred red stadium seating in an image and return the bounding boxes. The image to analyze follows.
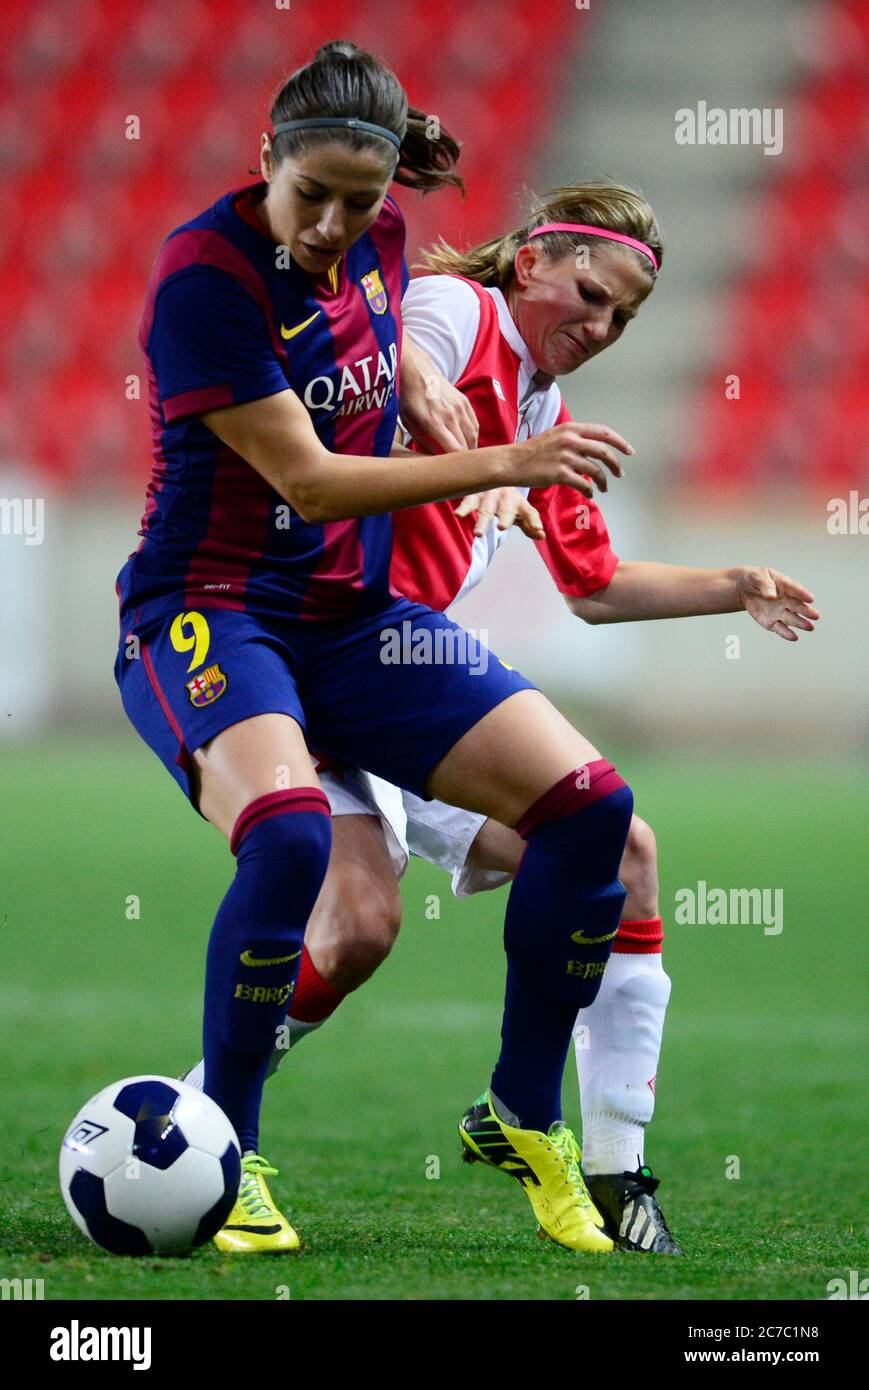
[684,1,869,497]
[0,0,583,490]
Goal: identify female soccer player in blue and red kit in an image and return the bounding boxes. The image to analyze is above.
[116,40,638,1254]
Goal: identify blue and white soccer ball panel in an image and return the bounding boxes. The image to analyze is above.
[102,1145,234,1250]
[59,1075,241,1254]
[155,1081,242,1159]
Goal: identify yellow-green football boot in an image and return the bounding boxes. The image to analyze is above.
[459,1092,614,1253]
[213,1153,301,1254]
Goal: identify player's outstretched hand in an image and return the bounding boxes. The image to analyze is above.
[510,421,634,496]
[455,489,545,539]
[736,566,820,641]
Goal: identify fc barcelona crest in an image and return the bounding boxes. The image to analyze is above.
[186,663,228,706]
[361,268,388,315]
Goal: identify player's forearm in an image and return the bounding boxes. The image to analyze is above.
[290,444,513,521]
[400,331,430,385]
[202,391,512,522]
[567,561,742,624]
[204,392,616,522]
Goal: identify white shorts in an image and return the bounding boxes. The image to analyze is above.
[318,768,409,879]
[318,770,513,898]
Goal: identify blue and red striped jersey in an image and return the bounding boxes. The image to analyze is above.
[117,181,408,627]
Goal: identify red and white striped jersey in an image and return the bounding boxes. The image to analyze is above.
[391,274,619,613]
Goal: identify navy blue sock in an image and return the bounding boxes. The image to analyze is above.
[202,788,331,1153]
[491,762,633,1133]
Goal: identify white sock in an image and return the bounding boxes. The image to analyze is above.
[182,1060,205,1091]
[574,951,671,1175]
[264,1015,325,1077]
[181,1014,326,1093]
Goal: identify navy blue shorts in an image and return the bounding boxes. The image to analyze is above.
[115,598,536,804]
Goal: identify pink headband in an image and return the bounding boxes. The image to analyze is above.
[528,222,659,272]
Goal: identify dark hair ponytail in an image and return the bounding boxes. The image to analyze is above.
[396,105,463,194]
[268,40,463,195]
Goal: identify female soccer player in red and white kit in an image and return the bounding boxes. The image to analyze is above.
[244,183,819,1253]
[117,41,645,1256]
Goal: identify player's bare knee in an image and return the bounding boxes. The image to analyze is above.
[318,884,402,990]
[619,814,659,918]
[465,818,523,876]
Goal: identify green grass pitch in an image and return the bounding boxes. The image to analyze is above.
[1,736,867,1301]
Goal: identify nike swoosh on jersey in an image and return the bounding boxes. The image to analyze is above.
[239,949,302,967]
[280,311,322,339]
[569,928,619,945]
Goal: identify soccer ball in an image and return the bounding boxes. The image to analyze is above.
[59,1075,241,1255]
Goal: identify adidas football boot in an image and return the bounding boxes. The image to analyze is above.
[585,1165,682,1253]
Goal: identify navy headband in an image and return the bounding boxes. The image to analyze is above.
[272,117,402,151]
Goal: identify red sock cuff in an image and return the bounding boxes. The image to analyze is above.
[614,916,664,954]
[289,945,346,1023]
[230,787,331,856]
[515,761,627,840]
